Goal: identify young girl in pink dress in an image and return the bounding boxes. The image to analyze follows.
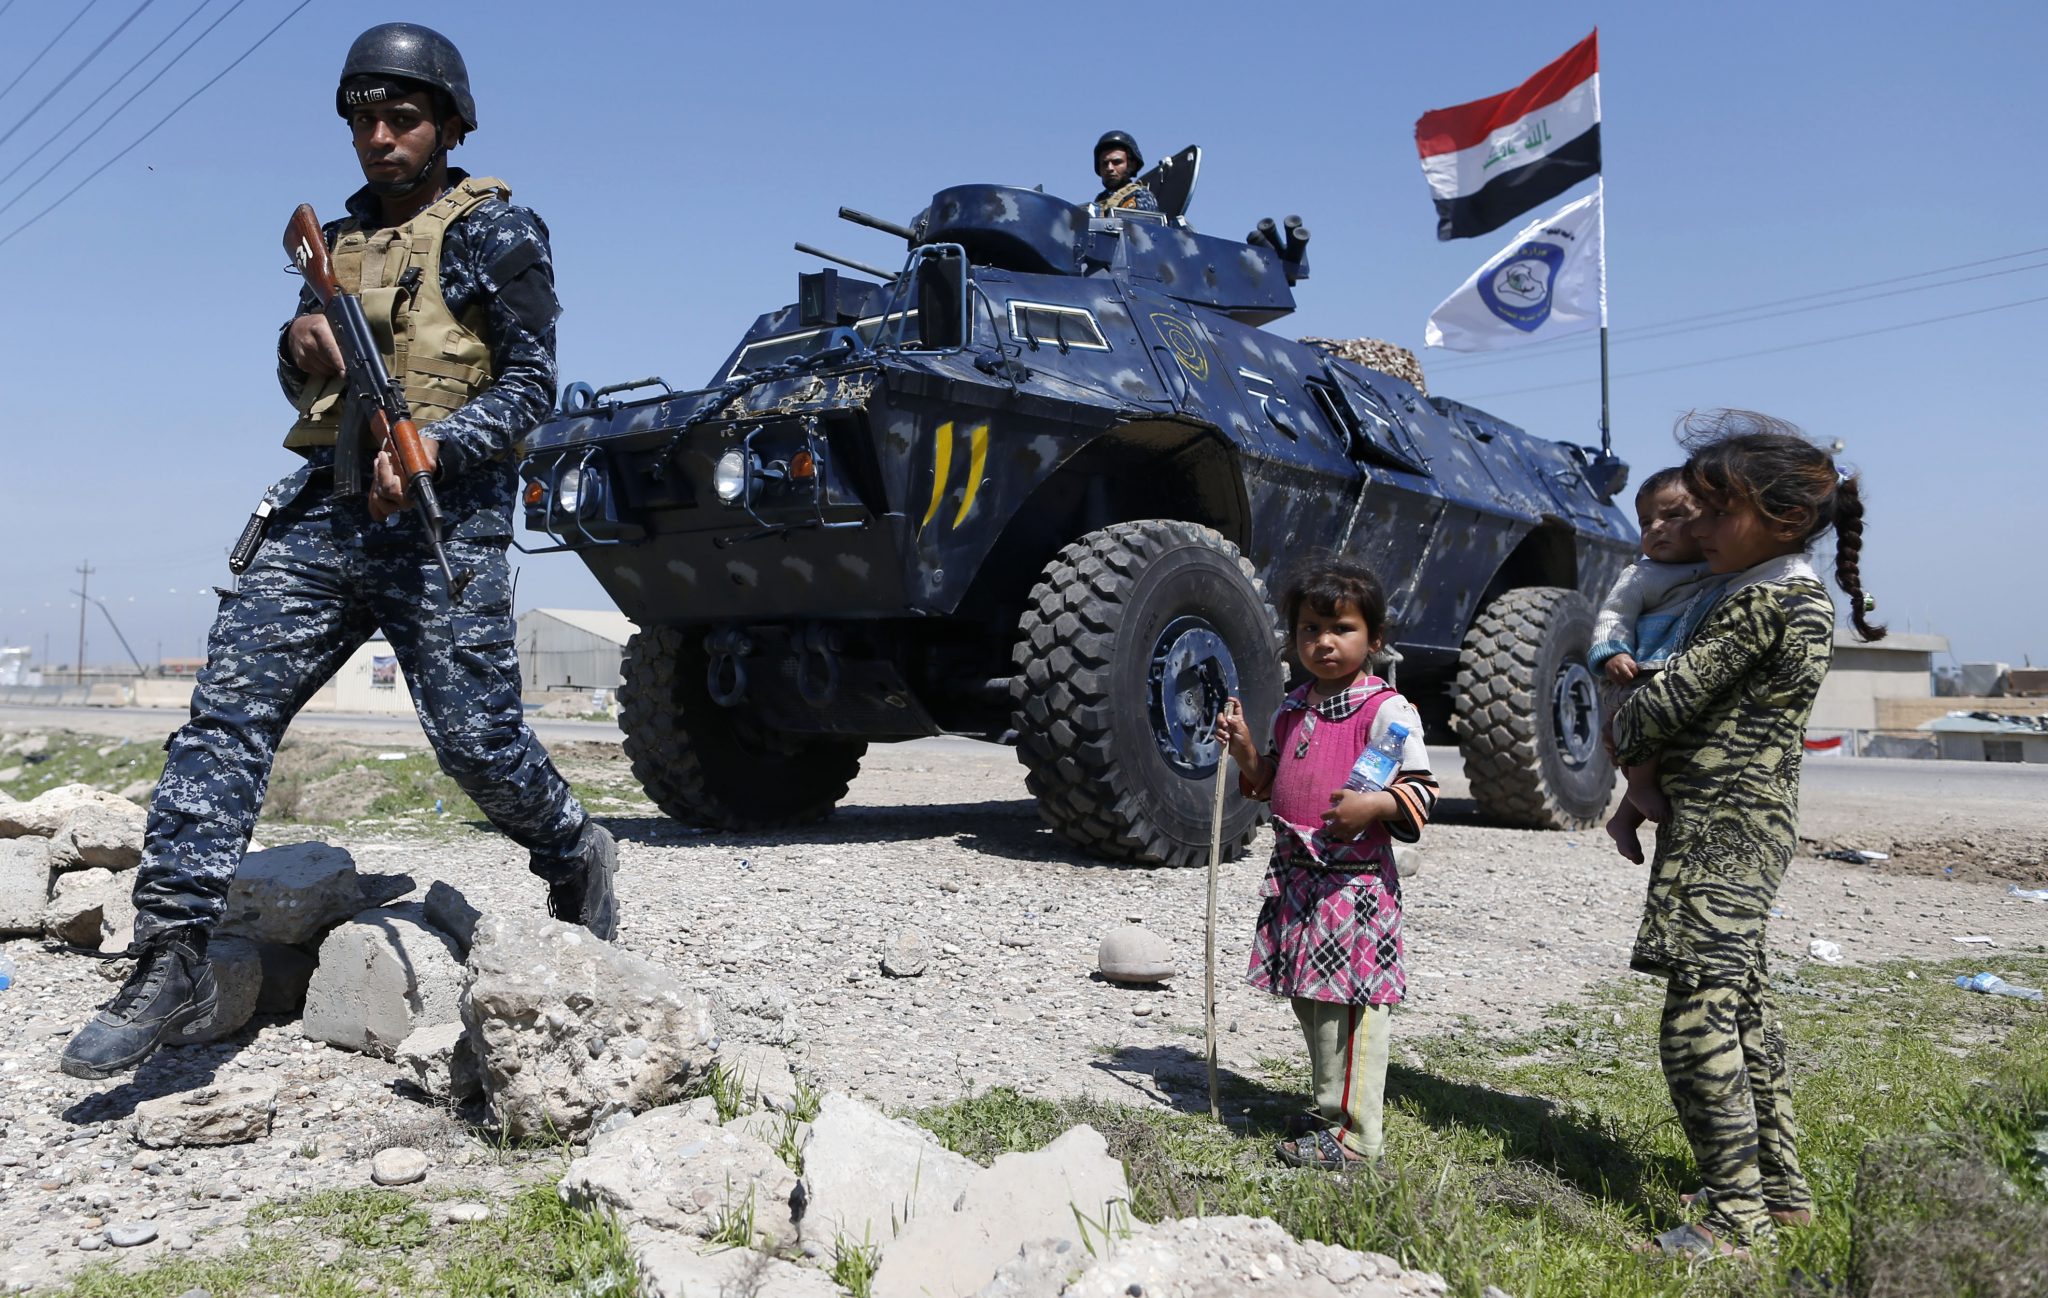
[1215,556,1438,1169]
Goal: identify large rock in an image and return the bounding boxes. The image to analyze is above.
[169,937,260,1045]
[396,1021,482,1103]
[634,1237,843,1298]
[1051,1214,1449,1297]
[463,914,716,1141]
[132,1081,277,1148]
[559,1103,800,1249]
[302,903,463,1058]
[873,1126,1130,1298]
[423,880,481,956]
[43,868,120,947]
[796,1092,980,1255]
[0,837,52,936]
[253,941,318,1014]
[217,842,362,945]
[47,801,147,871]
[1098,923,1176,983]
[0,785,141,839]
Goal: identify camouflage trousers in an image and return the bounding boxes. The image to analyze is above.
[130,489,587,941]
[1659,972,1811,1246]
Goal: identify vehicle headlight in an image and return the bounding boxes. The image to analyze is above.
[555,467,583,513]
[713,449,749,504]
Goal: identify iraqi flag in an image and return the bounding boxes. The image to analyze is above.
[1415,30,1601,241]
[1425,190,1604,352]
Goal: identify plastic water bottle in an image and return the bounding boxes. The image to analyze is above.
[0,954,14,992]
[1955,972,2045,1001]
[1344,722,1411,793]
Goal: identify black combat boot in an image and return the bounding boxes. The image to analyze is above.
[547,820,618,941]
[59,929,219,1080]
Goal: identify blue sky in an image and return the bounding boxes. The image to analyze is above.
[0,0,2040,669]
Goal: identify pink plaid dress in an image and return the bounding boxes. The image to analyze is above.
[1245,681,1406,1007]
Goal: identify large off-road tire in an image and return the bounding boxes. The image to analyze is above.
[618,626,865,830]
[1010,520,1283,867]
[1452,586,1613,829]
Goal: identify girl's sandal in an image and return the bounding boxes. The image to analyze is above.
[1678,1188,1813,1227]
[1276,1129,1371,1171]
[1635,1223,1750,1263]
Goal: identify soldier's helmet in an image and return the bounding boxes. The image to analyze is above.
[1093,130,1143,173]
[336,23,477,133]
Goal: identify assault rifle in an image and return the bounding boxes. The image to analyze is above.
[284,203,468,598]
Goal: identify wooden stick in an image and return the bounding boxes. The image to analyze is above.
[1205,703,1236,1124]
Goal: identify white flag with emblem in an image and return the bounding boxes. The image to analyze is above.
[1425,189,1604,352]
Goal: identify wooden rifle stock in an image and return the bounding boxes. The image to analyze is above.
[285,204,337,304]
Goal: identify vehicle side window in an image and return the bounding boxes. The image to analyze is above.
[1008,302,1110,352]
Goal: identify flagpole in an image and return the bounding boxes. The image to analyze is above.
[1597,174,1611,458]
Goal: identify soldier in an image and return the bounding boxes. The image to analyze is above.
[1092,130,1159,213]
[60,22,617,1082]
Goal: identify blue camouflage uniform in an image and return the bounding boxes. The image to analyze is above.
[129,171,588,940]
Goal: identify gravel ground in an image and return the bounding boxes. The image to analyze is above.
[1,718,2044,1289]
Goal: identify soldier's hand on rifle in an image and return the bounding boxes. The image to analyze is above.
[369,437,440,522]
[286,313,347,378]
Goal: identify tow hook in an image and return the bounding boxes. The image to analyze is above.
[793,624,843,707]
[705,628,754,707]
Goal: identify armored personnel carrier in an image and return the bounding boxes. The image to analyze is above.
[518,174,1636,866]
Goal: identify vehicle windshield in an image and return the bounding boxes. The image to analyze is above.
[727,313,918,377]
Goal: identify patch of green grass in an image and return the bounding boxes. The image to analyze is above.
[790,1076,824,1124]
[437,1183,637,1296]
[252,1186,431,1250]
[910,957,2048,1298]
[705,1181,760,1251]
[831,1229,881,1298]
[54,1183,634,1298]
[0,731,162,800]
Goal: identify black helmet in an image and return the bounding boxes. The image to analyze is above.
[1093,130,1142,172]
[336,23,476,133]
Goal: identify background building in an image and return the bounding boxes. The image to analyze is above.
[516,609,637,692]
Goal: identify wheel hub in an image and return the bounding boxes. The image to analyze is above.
[1147,616,1241,778]
[1553,660,1601,768]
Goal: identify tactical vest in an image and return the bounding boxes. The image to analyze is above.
[284,175,510,450]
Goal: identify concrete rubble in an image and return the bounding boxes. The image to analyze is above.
[302,902,463,1059]
[462,912,717,1141]
[872,1125,1130,1298]
[217,842,365,945]
[131,1081,278,1149]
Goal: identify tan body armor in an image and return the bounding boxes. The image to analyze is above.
[285,175,510,450]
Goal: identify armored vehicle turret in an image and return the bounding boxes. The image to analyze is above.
[519,173,1635,865]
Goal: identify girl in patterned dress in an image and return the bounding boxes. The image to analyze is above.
[1615,412,1883,1259]
[1214,556,1438,1170]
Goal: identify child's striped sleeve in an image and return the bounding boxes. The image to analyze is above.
[1386,770,1439,843]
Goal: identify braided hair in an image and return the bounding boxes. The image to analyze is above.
[1676,410,1886,641]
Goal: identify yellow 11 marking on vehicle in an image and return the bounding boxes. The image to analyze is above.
[920,420,991,533]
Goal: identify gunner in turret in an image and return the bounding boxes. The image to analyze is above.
[1092,130,1159,213]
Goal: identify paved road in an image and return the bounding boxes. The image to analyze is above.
[7,703,2044,804]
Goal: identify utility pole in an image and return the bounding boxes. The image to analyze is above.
[75,561,94,684]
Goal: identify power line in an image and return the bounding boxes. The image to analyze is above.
[1430,243,2048,371]
[1464,292,2048,400]
[1431,254,2048,372]
[0,0,301,246]
[0,0,155,153]
[0,0,105,108]
[0,0,213,200]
